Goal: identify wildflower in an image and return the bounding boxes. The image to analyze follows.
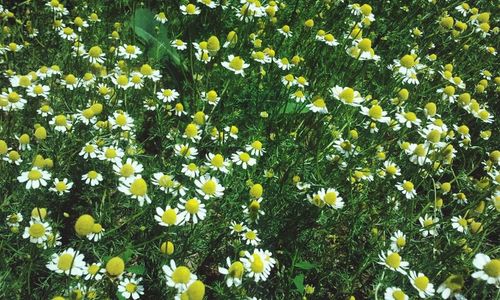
[241,228,261,246]
[378,250,409,274]
[17,167,51,189]
[218,257,244,287]
[307,97,328,114]
[361,104,391,124]
[27,84,50,99]
[201,90,220,106]
[82,170,103,186]
[408,271,435,298]
[277,25,292,38]
[172,103,187,116]
[395,110,421,128]
[396,180,417,199]
[230,221,247,234]
[49,178,73,195]
[6,212,23,228]
[451,216,468,233]
[390,230,407,252]
[118,44,142,59]
[155,12,168,23]
[84,263,105,281]
[155,206,181,227]
[195,175,225,199]
[318,188,344,209]
[246,140,265,157]
[46,248,86,276]
[471,253,500,286]
[181,163,200,178]
[113,158,144,182]
[222,55,249,76]
[205,153,230,173]
[106,257,125,278]
[23,220,52,244]
[330,86,364,106]
[157,88,179,103]
[175,144,198,160]
[178,197,206,224]
[118,175,151,206]
[87,223,105,241]
[163,260,197,292]
[436,275,465,299]
[99,146,125,163]
[231,151,256,169]
[180,3,201,15]
[172,39,187,50]
[384,287,409,300]
[240,249,276,282]
[118,276,144,299]
[109,111,134,131]
[419,214,439,237]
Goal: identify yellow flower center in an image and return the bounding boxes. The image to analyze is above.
[185,198,200,214]
[229,56,244,71]
[55,181,67,192]
[140,64,153,75]
[386,165,397,175]
[484,259,500,277]
[404,112,417,122]
[172,266,191,283]
[400,55,415,68]
[186,4,196,14]
[229,262,244,278]
[63,27,74,35]
[402,181,414,192]
[396,237,406,247]
[116,114,127,126]
[239,152,251,162]
[393,290,406,300]
[88,264,100,275]
[414,276,429,291]
[116,75,129,86]
[201,180,216,195]
[245,230,257,240]
[185,124,198,138]
[19,76,31,87]
[324,192,337,205]
[313,98,326,108]
[120,164,134,177]
[423,219,433,227]
[250,254,265,273]
[87,171,98,179]
[88,46,102,57]
[125,283,137,293]
[368,105,383,119]
[29,223,45,237]
[28,170,42,180]
[162,209,177,225]
[125,45,136,54]
[65,74,77,84]
[211,154,224,167]
[130,178,147,196]
[8,92,20,103]
[385,252,401,269]
[57,253,74,271]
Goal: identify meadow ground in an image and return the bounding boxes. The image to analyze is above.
[0,0,499,299]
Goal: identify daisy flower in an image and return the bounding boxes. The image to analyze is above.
[361,104,391,124]
[109,111,135,131]
[378,250,409,274]
[171,39,188,51]
[231,151,256,169]
[307,97,328,114]
[87,223,105,242]
[230,221,248,234]
[118,175,151,206]
[83,263,105,281]
[157,88,179,103]
[99,146,125,163]
[59,27,77,40]
[172,103,188,117]
[180,3,201,15]
[178,197,207,224]
[246,140,265,157]
[5,212,23,228]
[17,167,51,189]
[277,25,292,38]
[195,175,225,199]
[330,86,363,106]
[240,249,275,282]
[396,180,417,199]
[154,12,168,23]
[155,205,181,227]
[26,84,50,99]
[163,260,197,292]
[395,110,421,128]
[46,248,86,276]
[174,144,198,160]
[382,160,401,178]
[181,163,200,178]
[23,220,52,244]
[201,90,220,106]
[384,287,409,300]
[241,228,261,246]
[79,143,100,159]
[118,276,144,299]
[243,198,265,223]
[118,44,142,59]
[1,88,27,111]
[113,158,144,182]
[49,178,73,195]
[82,170,103,186]
[205,153,230,173]
[274,57,292,70]
[111,74,131,90]
[436,275,465,299]
[318,188,344,209]
[390,230,407,252]
[419,214,439,237]
[183,123,201,142]
[471,253,500,286]
[408,271,435,298]
[221,55,249,76]
[451,216,468,233]
[218,257,244,287]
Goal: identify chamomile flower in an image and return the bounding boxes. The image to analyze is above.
[451,215,468,233]
[183,123,201,142]
[224,125,239,139]
[277,25,292,38]
[17,167,51,189]
[318,188,344,209]
[384,287,409,300]
[82,170,103,186]
[172,103,188,116]
[46,248,86,276]
[436,275,465,299]
[408,271,435,298]
[246,140,265,157]
[1,88,27,111]
[171,39,188,51]
[205,153,230,173]
[118,175,151,206]
[243,198,265,223]
[155,205,181,227]
[180,3,201,15]
[79,143,100,159]
[201,90,220,106]
[419,214,439,237]
[178,197,206,224]
[99,146,125,163]
[241,228,261,246]
[307,97,328,114]
[330,86,364,106]
[396,180,417,199]
[118,276,144,299]
[382,160,401,178]
[396,109,421,128]
[195,175,225,199]
[49,178,73,195]
[230,221,248,234]
[154,12,168,23]
[113,158,144,182]
[23,220,52,244]
[181,163,200,178]
[175,144,198,160]
[118,44,142,60]
[109,111,134,131]
[26,84,50,99]
[59,26,77,40]
[252,51,271,64]
[83,45,105,64]
[222,55,249,76]
[274,57,292,70]
[218,257,244,287]
[111,74,131,90]
[5,212,23,228]
[84,263,105,281]
[49,114,72,132]
[231,151,256,169]
[240,249,275,282]
[390,230,407,252]
[157,88,179,103]
[323,33,339,47]
[163,260,197,292]
[378,250,409,274]
[87,223,105,242]
[361,104,391,124]
[471,253,500,286]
